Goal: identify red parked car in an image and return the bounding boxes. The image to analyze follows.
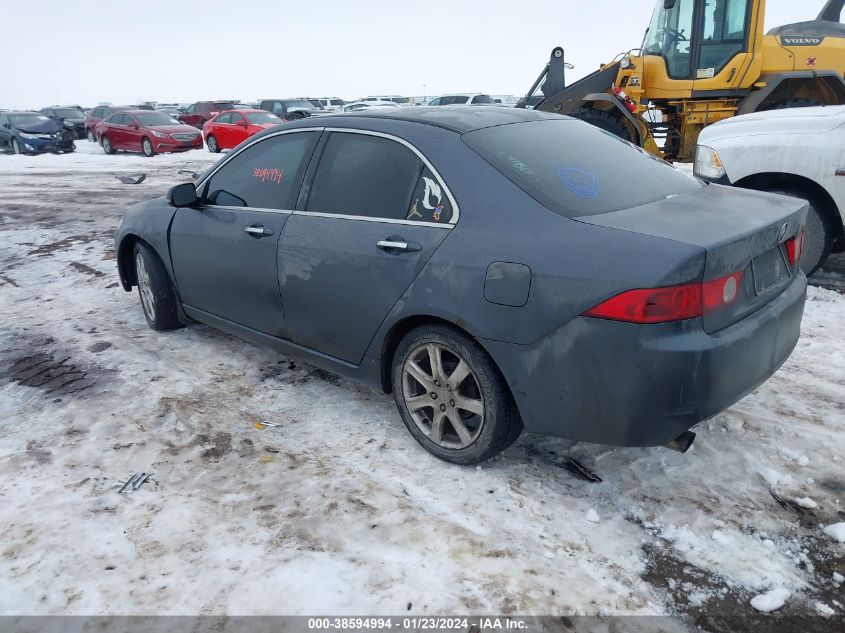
[178,101,235,128]
[202,109,284,152]
[95,110,202,156]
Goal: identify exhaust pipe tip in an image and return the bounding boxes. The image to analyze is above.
[664,431,696,454]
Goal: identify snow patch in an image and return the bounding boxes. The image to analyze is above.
[750,587,790,613]
[585,509,600,523]
[793,497,818,509]
[822,522,845,543]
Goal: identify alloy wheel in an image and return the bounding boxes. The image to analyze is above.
[12,139,21,154]
[135,252,156,320]
[207,135,218,153]
[142,139,153,157]
[87,129,95,143]
[402,343,485,449]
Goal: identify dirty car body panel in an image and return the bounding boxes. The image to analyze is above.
[115,107,808,449]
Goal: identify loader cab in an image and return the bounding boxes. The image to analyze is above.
[642,0,753,81]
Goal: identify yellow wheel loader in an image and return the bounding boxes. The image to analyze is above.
[522,0,845,161]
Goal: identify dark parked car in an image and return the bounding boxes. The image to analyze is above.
[178,101,235,128]
[96,110,202,156]
[40,106,87,139]
[114,108,807,464]
[0,111,75,154]
[258,98,323,120]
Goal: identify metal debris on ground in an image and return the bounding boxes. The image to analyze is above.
[253,420,280,429]
[177,169,200,179]
[114,174,147,185]
[118,472,150,494]
[561,457,603,483]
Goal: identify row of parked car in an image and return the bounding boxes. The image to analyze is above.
[0,93,511,157]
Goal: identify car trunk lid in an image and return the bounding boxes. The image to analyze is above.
[574,184,808,333]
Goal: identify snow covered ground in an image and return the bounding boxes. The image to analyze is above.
[0,144,843,629]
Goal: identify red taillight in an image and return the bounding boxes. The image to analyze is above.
[583,271,744,324]
[786,230,804,266]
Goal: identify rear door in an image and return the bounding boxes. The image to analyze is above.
[170,129,320,337]
[278,130,455,364]
[107,114,129,149]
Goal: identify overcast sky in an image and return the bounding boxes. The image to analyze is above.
[1,0,820,109]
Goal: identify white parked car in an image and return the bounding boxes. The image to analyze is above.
[361,96,412,106]
[310,98,346,112]
[427,94,496,106]
[695,106,845,274]
[342,100,401,112]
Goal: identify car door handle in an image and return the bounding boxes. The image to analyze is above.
[377,239,421,253]
[245,224,274,237]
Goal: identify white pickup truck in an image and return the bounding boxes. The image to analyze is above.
[694,106,845,274]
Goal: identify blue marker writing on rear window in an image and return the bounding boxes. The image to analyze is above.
[557,167,601,198]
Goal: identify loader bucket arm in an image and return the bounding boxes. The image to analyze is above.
[818,0,844,21]
[536,62,622,116]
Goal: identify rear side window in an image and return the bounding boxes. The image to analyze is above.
[205,132,317,209]
[307,133,422,220]
[440,96,468,105]
[462,119,702,217]
[470,95,494,104]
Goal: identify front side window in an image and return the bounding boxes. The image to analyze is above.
[185,104,196,114]
[699,0,750,73]
[427,97,441,106]
[270,102,285,115]
[216,112,233,124]
[440,95,470,105]
[307,133,423,220]
[245,111,282,125]
[136,112,179,126]
[205,132,316,209]
[470,95,495,104]
[642,0,695,78]
[463,119,702,217]
[229,113,245,125]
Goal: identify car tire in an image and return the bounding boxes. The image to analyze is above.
[768,187,834,275]
[569,107,634,142]
[101,135,115,155]
[392,324,523,465]
[133,242,181,331]
[142,137,155,157]
[207,134,220,153]
[86,128,96,143]
[11,138,22,155]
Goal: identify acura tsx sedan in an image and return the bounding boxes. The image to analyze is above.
[114,107,808,464]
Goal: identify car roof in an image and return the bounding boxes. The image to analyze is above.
[5,111,42,116]
[316,106,564,133]
[225,108,267,114]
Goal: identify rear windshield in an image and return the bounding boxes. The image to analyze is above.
[462,119,702,217]
[244,111,282,124]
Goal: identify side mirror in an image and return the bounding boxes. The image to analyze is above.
[167,182,199,207]
[239,120,248,127]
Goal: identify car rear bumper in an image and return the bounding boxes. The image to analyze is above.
[482,272,807,447]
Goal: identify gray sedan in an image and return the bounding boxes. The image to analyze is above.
[115,107,808,464]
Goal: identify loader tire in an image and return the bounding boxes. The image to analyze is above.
[569,107,633,142]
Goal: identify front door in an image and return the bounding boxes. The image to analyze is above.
[169,130,320,337]
[279,130,454,365]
